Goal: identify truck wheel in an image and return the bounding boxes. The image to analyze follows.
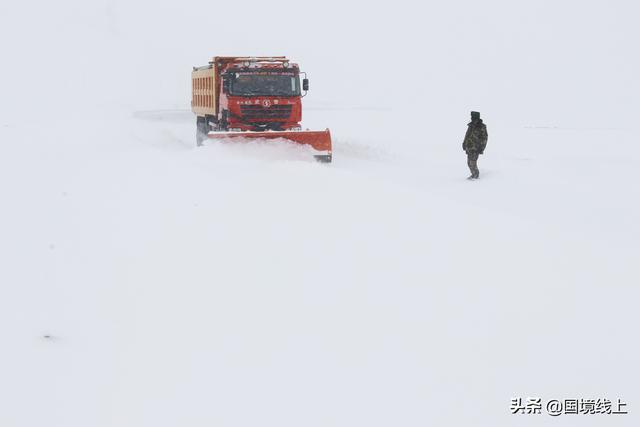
[196,117,207,146]
[219,110,229,131]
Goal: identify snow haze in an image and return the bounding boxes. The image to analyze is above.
[0,1,638,426]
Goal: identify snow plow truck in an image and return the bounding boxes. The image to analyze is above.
[191,56,332,162]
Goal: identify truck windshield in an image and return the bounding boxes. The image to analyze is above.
[230,73,300,96]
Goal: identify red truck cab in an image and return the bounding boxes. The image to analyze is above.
[220,61,305,132]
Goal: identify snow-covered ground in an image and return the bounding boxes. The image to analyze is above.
[1,1,638,426]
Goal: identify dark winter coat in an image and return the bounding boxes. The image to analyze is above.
[463,120,488,154]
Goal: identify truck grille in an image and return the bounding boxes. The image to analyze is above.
[240,104,292,120]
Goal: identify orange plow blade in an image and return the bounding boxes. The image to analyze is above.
[208,129,332,162]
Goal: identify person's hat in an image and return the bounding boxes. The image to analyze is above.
[471,111,481,120]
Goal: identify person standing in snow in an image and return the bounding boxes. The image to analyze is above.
[462,111,488,179]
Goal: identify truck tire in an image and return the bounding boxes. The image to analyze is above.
[196,116,207,146]
[219,110,229,131]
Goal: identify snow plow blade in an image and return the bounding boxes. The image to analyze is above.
[208,129,332,163]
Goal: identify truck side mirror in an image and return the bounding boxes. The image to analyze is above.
[302,78,309,91]
[222,78,231,93]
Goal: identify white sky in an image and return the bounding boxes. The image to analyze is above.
[1,0,638,126]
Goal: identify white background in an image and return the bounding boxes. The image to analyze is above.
[0,1,638,426]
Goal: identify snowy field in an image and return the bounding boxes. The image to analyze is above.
[1,1,639,426]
